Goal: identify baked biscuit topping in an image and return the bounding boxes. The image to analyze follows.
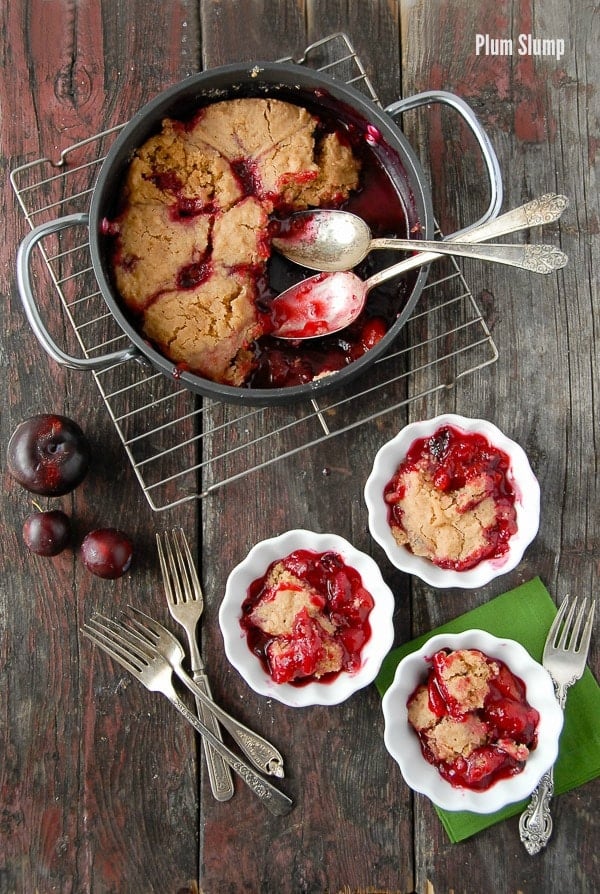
[240,549,374,685]
[108,98,360,385]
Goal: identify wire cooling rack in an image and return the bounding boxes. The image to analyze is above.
[10,33,498,511]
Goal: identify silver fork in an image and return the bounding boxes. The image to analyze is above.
[519,595,596,854]
[124,605,284,777]
[157,528,234,802]
[82,614,293,817]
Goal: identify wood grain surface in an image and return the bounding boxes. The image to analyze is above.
[1,1,597,893]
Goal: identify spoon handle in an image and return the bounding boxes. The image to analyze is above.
[367,194,569,289]
[451,193,569,243]
[369,240,568,273]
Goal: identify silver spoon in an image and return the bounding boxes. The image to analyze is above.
[270,193,569,339]
[272,209,566,273]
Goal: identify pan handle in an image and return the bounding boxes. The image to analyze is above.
[385,90,503,237]
[16,213,139,371]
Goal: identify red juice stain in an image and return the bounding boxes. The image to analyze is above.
[358,317,387,351]
[100,217,120,236]
[171,197,216,220]
[176,260,212,289]
[119,254,137,273]
[172,361,190,380]
[151,171,182,192]
[267,213,316,243]
[365,124,382,146]
[230,156,263,197]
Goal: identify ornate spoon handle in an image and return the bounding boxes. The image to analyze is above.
[518,767,554,854]
[368,239,568,273]
[366,193,568,288]
[454,193,569,242]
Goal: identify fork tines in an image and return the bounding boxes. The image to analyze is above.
[549,595,596,654]
[156,527,201,606]
[83,612,159,669]
[82,614,150,672]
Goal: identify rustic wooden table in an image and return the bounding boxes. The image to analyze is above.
[1,2,598,892]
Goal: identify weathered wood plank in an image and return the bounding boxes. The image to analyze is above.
[197,3,417,893]
[400,1,599,892]
[2,2,202,891]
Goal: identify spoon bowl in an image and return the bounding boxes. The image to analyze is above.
[270,271,367,339]
[272,210,374,271]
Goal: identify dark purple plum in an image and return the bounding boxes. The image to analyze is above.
[80,529,133,579]
[7,414,91,496]
[23,509,71,556]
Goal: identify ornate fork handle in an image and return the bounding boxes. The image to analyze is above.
[519,681,569,853]
[166,689,293,816]
[518,767,555,853]
[173,663,285,777]
[192,667,236,800]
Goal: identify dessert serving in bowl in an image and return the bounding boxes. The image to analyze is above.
[381,630,563,813]
[364,413,541,588]
[219,529,395,707]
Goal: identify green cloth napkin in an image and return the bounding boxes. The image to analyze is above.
[375,577,600,843]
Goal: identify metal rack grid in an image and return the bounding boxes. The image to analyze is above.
[10,33,498,511]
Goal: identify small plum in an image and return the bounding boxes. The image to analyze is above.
[23,509,71,556]
[7,414,91,496]
[80,528,133,579]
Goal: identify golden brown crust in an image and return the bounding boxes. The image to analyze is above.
[390,465,499,565]
[436,649,499,712]
[113,204,211,311]
[425,714,489,762]
[111,98,360,385]
[142,270,261,386]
